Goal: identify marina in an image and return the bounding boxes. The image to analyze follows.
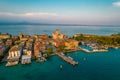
[79,47,108,53]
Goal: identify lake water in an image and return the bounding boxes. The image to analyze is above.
[0,25,120,36]
[0,25,120,80]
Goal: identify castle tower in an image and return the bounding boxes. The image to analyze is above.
[55,29,59,35]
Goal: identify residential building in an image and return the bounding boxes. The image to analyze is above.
[65,39,79,49]
[6,46,22,66]
[52,40,65,47]
[21,55,31,64]
[0,44,5,56]
[21,41,33,64]
[6,39,13,46]
[0,33,11,39]
[74,34,96,38]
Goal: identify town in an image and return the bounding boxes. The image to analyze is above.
[0,29,120,66]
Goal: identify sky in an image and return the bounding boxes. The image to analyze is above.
[0,0,120,25]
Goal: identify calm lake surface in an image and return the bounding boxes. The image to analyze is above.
[0,25,120,80]
[0,25,120,36]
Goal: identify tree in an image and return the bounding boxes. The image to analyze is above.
[46,48,53,55]
[57,45,66,52]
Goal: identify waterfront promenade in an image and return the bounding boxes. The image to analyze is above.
[56,52,78,66]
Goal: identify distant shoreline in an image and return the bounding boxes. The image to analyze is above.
[0,23,120,27]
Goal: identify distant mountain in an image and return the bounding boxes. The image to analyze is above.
[0,22,120,27]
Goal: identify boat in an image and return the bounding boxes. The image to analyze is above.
[83,57,86,61]
[60,65,62,69]
[115,47,119,49]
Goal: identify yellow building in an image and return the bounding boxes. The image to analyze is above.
[0,33,10,39]
[52,29,64,40]
[19,32,30,41]
[65,39,79,49]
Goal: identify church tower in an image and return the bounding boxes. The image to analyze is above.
[19,32,23,39]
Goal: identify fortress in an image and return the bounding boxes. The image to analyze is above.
[52,29,64,40]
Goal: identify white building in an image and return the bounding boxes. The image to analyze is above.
[6,46,22,66]
[21,55,31,64]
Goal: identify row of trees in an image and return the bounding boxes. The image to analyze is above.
[45,45,66,55]
[74,34,120,46]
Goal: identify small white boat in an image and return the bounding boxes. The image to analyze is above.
[60,65,62,69]
[83,57,86,61]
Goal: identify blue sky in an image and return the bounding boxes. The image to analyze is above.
[0,0,120,25]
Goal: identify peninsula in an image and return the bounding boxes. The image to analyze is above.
[0,29,120,66]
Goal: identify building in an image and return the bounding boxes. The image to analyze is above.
[6,39,13,46]
[0,33,11,39]
[19,32,30,41]
[21,55,31,64]
[21,41,33,64]
[36,34,49,40]
[0,44,5,56]
[6,46,22,66]
[34,42,40,56]
[65,39,79,49]
[52,40,65,48]
[34,43,41,57]
[7,46,21,59]
[23,47,32,56]
[34,42,46,62]
[52,29,65,40]
[0,39,4,44]
[12,36,19,42]
[39,43,46,52]
[74,34,96,38]
[23,41,33,56]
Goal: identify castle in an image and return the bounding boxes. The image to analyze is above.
[52,29,78,48]
[52,29,64,40]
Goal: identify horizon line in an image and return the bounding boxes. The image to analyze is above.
[0,23,120,27]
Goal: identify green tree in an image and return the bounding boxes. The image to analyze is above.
[57,45,66,52]
[46,48,53,55]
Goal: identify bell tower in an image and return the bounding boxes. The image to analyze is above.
[19,32,23,39]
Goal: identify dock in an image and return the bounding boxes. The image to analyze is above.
[56,52,78,66]
[79,47,91,53]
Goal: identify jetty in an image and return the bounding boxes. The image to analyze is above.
[56,52,78,66]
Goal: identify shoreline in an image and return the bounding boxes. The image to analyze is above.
[1,48,120,66]
[0,29,120,67]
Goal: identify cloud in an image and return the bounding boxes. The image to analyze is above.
[24,13,58,17]
[113,1,120,7]
[0,12,58,17]
[0,12,60,23]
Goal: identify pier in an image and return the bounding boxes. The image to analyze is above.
[56,52,78,66]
